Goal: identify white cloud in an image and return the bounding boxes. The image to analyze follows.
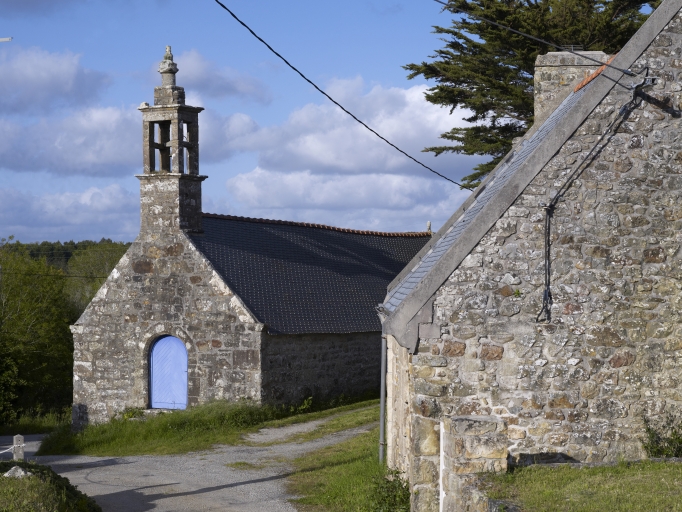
[224,79,475,177]
[0,185,138,242]
[0,46,109,114]
[217,79,482,232]
[0,106,139,175]
[226,168,470,232]
[175,50,271,104]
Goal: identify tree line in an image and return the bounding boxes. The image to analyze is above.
[0,237,129,423]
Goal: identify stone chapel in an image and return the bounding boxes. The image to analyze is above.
[70,47,431,429]
[378,0,682,509]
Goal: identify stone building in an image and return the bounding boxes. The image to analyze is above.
[378,0,682,509]
[70,47,431,428]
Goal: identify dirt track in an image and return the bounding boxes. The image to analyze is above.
[0,420,375,511]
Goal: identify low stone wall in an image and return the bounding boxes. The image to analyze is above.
[260,331,381,405]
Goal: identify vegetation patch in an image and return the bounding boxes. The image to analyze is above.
[253,403,379,446]
[225,461,266,470]
[482,460,682,511]
[0,460,101,512]
[287,427,409,512]
[642,413,682,458]
[0,409,70,436]
[0,237,129,425]
[37,397,377,456]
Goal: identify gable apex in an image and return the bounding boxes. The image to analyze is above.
[381,0,682,351]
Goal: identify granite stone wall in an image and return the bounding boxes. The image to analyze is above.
[260,332,381,404]
[534,51,611,126]
[71,227,263,428]
[390,13,682,511]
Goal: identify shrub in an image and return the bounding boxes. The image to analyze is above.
[0,460,101,512]
[642,413,682,458]
[368,469,411,512]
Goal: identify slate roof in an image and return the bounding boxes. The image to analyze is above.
[383,84,591,313]
[189,214,431,335]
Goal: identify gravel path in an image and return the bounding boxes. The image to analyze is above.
[0,421,376,512]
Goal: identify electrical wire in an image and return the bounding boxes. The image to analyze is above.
[212,0,471,189]
[434,0,636,80]
[534,82,645,322]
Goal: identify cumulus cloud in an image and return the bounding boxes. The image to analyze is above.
[226,168,470,232]
[0,0,85,17]
[218,78,482,232]
[0,46,110,114]
[224,79,475,177]
[0,106,139,175]
[0,185,138,242]
[175,50,271,104]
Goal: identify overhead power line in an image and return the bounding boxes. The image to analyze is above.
[433,0,636,80]
[212,0,471,189]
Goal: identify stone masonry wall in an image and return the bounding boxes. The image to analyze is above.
[392,13,682,511]
[260,332,381,405]
[71,228,263,428]
[534,51,611,126]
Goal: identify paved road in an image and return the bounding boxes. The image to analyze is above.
[0,423,375,511]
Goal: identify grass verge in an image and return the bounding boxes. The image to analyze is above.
[287,426,409,512]
[0,410,69,436]
[482,460,682,511]
[0,460,101,512]
[37,397,378,456]
[253,404,379,445]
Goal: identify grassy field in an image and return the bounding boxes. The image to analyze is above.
[37,398,379,456]
[287,426,410,512]
[0,410,69,436]
[0,460,101,512]
[483,460,682,511]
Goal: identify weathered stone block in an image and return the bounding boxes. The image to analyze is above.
[412,416,440,456]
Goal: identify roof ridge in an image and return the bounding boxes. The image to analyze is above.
[574,53,618,92]
[202,213,432,238]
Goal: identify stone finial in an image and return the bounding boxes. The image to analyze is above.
[158,45,179,85]
[155,45,184,105]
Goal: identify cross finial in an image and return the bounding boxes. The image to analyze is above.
[164,45,174,62]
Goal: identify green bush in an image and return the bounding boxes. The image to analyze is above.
[368,469,411,512]
[0,408,70,436]
[642,413,682,458]
[0,460,101,512]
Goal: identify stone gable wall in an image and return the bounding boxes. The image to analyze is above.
[260,332,381,404]
[390,13,682,511]
[71,229,263,428]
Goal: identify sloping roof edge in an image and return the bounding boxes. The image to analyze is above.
[382,0,682,346]
[202,213,430,238]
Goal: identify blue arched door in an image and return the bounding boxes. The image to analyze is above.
[150,336,188,409]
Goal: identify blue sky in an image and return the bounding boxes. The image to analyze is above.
[0,0,482,242]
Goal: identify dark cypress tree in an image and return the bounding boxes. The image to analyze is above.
[406,0,657,188]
